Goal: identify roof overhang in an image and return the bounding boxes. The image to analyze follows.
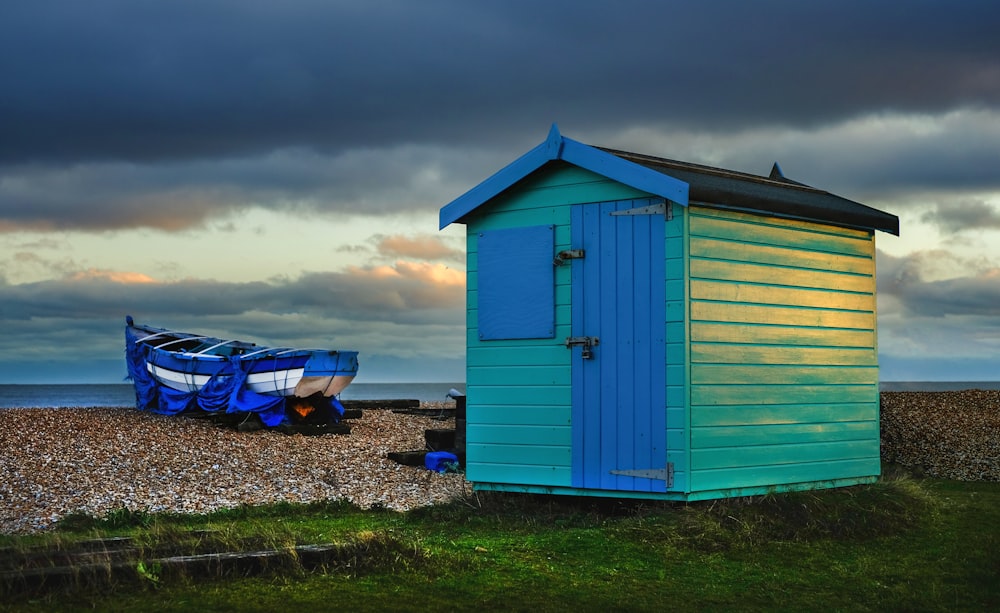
[439,124,689,229]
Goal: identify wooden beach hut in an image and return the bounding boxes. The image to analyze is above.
[439,125,899,501]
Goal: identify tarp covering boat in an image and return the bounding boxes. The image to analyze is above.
[124,316,359,428]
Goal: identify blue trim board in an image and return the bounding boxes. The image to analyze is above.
[440,125,690,228]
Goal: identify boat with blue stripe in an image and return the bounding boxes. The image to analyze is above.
[124,316,359,429]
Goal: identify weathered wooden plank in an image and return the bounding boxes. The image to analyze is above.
[690,280,873,311]
[666,428,686,450]
[689,214,874,258]
[470,385,572,406]
[691,364,878,385]
[690,322,875,348]
[666,208,685,239]
[690,402,877,427]
[690,259,874,294]
[691,439,880,471]
[691,420,878,448]
[467,443,571,466]
[495,165,652,210]
[467,423,571,446]
[691,344,877,366]
[471,405,572,426]
[691,457,880,492]
[469,208,571,233]
[467,462,572,487]
[690,236,872,275]
[691,384,877,406]
[690,205,874,239]
[511,163,612,189]
[467,344,568,367]
[691,301,875,329]
[467,364,571,387]
[665,257,685,283]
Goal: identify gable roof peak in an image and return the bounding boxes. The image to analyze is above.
[545,123,563,159]
[439,126,689,228]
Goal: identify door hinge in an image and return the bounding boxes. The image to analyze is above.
[565,336,599,359]
[553,249,585,266]
[610,201,672,220]
[610,463,674,488]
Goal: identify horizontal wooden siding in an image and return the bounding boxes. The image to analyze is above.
[687,206,880,493]
[464,164,649,487]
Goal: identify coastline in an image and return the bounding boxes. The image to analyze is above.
[1,390,996,534]
[0,382,467,409]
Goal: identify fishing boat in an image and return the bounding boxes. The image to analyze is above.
[124,316,359,429]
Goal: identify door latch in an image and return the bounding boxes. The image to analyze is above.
[553,249,585,266]
[565,336,599,359]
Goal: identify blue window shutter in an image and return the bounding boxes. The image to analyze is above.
[478,225,555,340]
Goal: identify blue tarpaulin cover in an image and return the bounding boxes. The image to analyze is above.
[125,327,295,427]
[425,451,459,473]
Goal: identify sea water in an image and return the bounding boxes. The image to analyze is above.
[2,381,999,409]
[0,382,466,409]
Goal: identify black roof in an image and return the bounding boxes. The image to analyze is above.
[601,147,899,236]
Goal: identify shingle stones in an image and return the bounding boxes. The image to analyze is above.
[881,390,1000,482]
[0,406,465,534]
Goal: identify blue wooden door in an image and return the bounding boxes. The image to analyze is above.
[571,198,667,492]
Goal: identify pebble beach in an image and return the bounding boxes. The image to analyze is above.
[0,405,466,534]
[881,390,1000,482]
[2,390,997,535]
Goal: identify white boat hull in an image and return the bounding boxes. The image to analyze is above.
[147,362,355,398]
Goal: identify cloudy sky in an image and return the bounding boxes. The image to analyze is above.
[1,1,999,384]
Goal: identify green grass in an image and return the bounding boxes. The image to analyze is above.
[2,474,998,612]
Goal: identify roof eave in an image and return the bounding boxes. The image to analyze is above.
[439,124,690,228]
[608,149,900,236]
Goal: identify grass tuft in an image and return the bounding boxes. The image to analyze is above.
[664,476,939,552]
[55,506,155,532]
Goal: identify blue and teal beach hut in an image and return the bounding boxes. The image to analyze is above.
[439,126,899,501]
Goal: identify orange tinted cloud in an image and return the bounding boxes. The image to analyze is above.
[375,234,463,262]
[345,261,463,286]
[393,260,464,286]
[67,268,157,284]
[337,260,465,312]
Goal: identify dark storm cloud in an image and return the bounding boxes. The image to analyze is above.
[0,145,490,229]
[2,1,998,165]
[876,249,1000,376]
[919,199,1000,234]
[878,250,1000,317]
